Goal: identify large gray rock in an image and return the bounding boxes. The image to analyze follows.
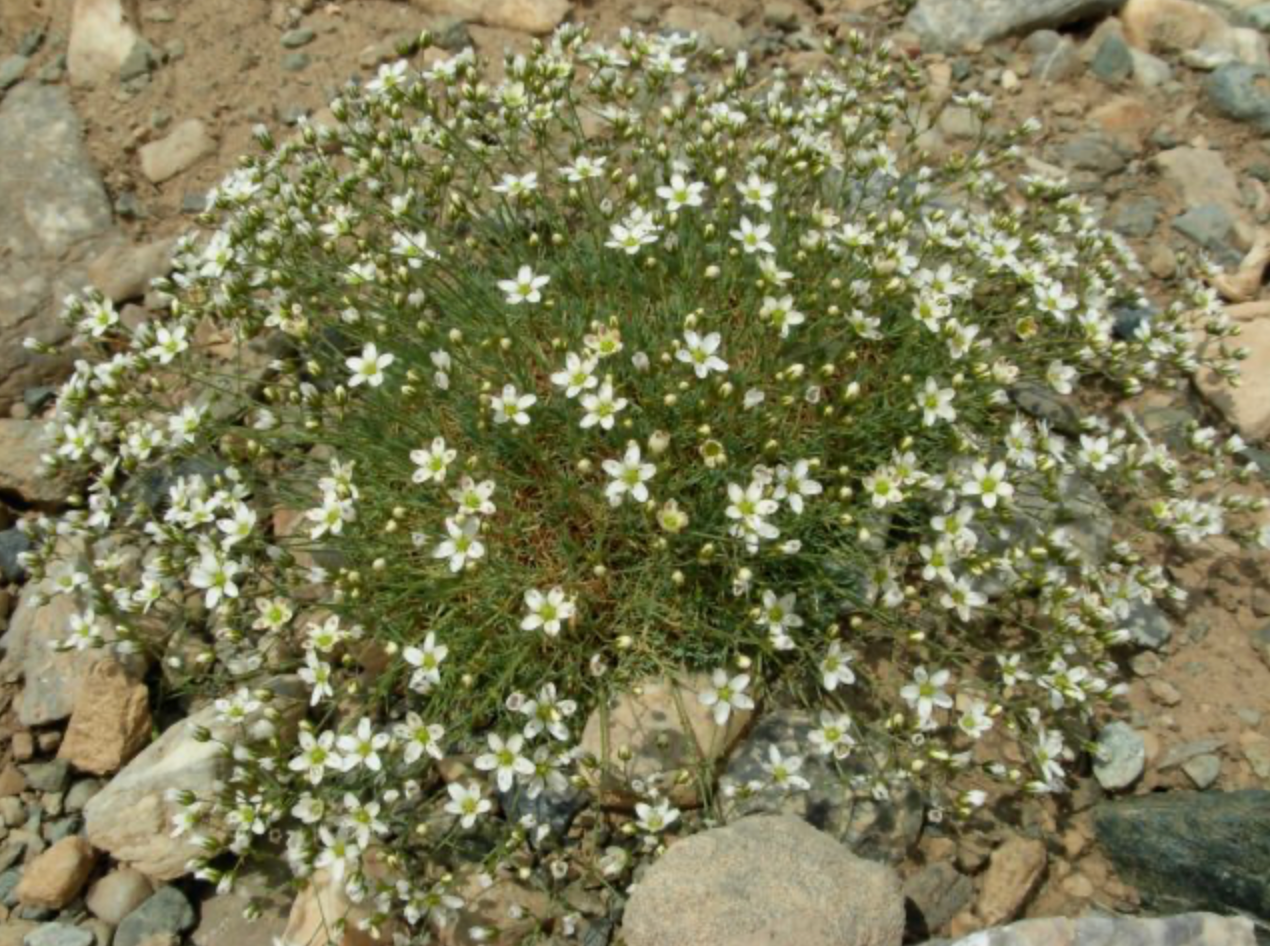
[1206,63,1270,130]
[946,913,1255,946]
[906,0,1125,52]
[115,886,196,946]
[1094,790,1270,920]
[623,815,905,946]
[1093,722,1146,792]
[0,83,116,415]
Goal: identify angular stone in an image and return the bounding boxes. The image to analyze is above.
[948,913,1255,946]
[283,866,394,946]
[1206,63,1270,131]
[138,119,214,184]
[905,0,1123,52]
[115,886,196,946]
[414,0,570,35]
[1094,790,1270,918]
[86,238,175,304]
[86,868,153,925]
[1155,146,1248,236]
[1056,133,1128,174]
[59,658,152,776]
[1092,33,1134,83]
[1094,722,1146,792]
[1123,0,1234,54]
[1174,204,1236,251]
[903,861,973,936]
[623,815,905,946]
[1194,304,1270,440]
[579,673,752,808]
[0,421,65,506]
[68,0,140,86]
[14,836,97,909]
[1123,600,1173,650]
[21,925,94,946]
[1183,754,1222,789]
[975,836,1047,926]
[436,868,551,946]
[190,865,290,946]
[664,6,747,50]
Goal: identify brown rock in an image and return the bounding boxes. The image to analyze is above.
[87,867,153,925]
[0,420,66,505]
[412,0,570,35]
[0,920,37,946]
[975,835,1048,926]
[0,765,26,797]
[579,673,752,807]
[623,815,905,946]
[60,658,152,775]
[1122,0,1230,54]
[283,865,395,946]
[10,731,34,763]
[139,119,215,184]
[86,238,175,304]
[1155,146,1250,241]
[15,835,98,908]
[68,0,141,86]
[664,6,747,50]
[1089,96,1153,152]
[434,869,552,946]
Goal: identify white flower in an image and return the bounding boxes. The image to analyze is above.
[446,782,492,829]
[289,729,343,785]
[725,480,779,533]
[958,700,994,740]
[561,155,606,182]
[63,609,104,651]
[698,668,755,726]
[337,717,389,773]
[1077,434,1119,472]
[773,460,822,514]
[756,590,803,650]
[737,173,776,212]
[731,216,775,254]
[474,733,535,792]
[147,325,189,364]
[367,60,409,94]
[434,516,485,572]
[676,330,728,379]
[390,231,439,267]
[403,632,449,692]
[492,171,539,200]
[656,173,707,212]
[760,295,805,338]
[491,384,537,425]
[517,684,577,741]
[917,377,956,426]
[411,437,457,484]
[1046,360,1077,395]
[450,476,497,517]
[820,641,856,691]
[603,442,656,506]
[346,342,395,388]
[634,799,680,834]
[298,650,334,706]
[606,215,660,255]
[498,265,550,305]
[580,382,628,430]
[762,745,811,792]
[521,587,576,637]
[190,547,242,610]
[551,352,598,398]
[395,713,446,765]
[899,667,953,723]
[940,576,987,622]
[963,461,1013,509]
[809,711,856,759]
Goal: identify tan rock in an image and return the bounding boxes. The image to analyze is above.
[1089,96,1153,152]
[623,815,905,946]
[87,238,175,304]
[579,672,752,807]
[283,865,395,946]
[0,419,65,505]
[411,0,570,35]
[15,835,98,908]
[60,658,152,775]
[0,920,38,946]
[975,835,1048,926]
[1194,304,1270,441]
[664,6,748,50]
[434,869,552,946]
[87,867,154,925]
[1122,0,1230,54]
[139,119,215,184]
[1155,146,1252,245]
[68,0,140,86]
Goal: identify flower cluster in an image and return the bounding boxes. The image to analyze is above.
[18,22,1264,945]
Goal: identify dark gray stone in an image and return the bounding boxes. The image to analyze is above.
[1094,790,1270,920]
[118,40,157,82]
[1124,600,1174,650]
[1206,63,1270,132]
[19,761,68,794]
[905,0,1124,52]
[1057,133,1128,174]
[18,28,45,57]
[0,528,31,584]
[0,55,28,90]
[1010,382,1079,433]
[1091,33,1133,84]
[115,886,197,946]
[23,923,94,946]
[497,782,588,849]
[1093,722,1145,791]
[903,861,973,936]
[1113,303,1156,339]
[1173,204,1235,251]
[0,867,21,906]
[1110,199,1160,239]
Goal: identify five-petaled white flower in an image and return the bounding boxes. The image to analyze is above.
[445,782,492,829]
[491,384,537,426]
[917,377,956,427]
[635,799,680,834]
[580,382,628,430]
[737,173,777,212]
[698,668,755,725]
[756,590,803,650]
[760,295,805,339]
[656,173,707,212]
[337,717,390,773]
[521,587,576,637]
[411,437,457,484]
[498,265,550,305]
[492,171,539,200]
[346,342,394,388]
[403,631,449,692]
[676,330,728,379]
[731,216,775,254]
[762,745,811,792]
[434,516,485,572]
[820,641,857,691]
[474,733,535,792]
[603,441,656,506]
[899,667,954,723]
[289,729,343,785]
[551,352,599,398]
[963,461,1013,509]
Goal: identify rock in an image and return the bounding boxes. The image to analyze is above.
[20,761,68,794]
[1094,790,1270,918]
[903,862,973,937]
[1195,306,1270,440]
[720,710,924,863]
[1174,204,1236,252]
[0,422,63,505]
[1056,133,1129,174]
[86,869,153,925]
[283,867,390,946]
[21,925,94,946]
[1156,146,1248,234]
[118,39,156,81]
[1124,600,1174,649]
[14,836,97,909]
[1131,48,1173,87]
[64,780,102,813]
[280,28,315,48]
[435,868,551,946]
[419,0,570,34]
[59,658,152,776]
[763,1,799,30]
[1111,197,1161,237]
[84,678,301,880]
[0,920,37,946]
[281,53,310,72]
[1241,732,1270,779]
[68,0,140,86]
[0,83,116,415]
[0,530,32,584]
[578,673,752,808]
[1089,95,1153,151]
[1122,0,1233,54]
[1206,63,1270,130]
[1032,36,1081,83]
[623,815,905,946]
[1158,737,1228,771]
[0,55,28,90]
[1183,754,1222,789]
[86,239,174,304]
[975,836,1047,926]
[945,913,1256,946]
[905,0,1123,52]
[1094,722,1146,792]
[497,781,587,847]
[1092,33,1134,82]
[138,119,214,184]
[190,865,290,946]
[664,6,747,50]
[938,105,983,140]
[115,887,196,946]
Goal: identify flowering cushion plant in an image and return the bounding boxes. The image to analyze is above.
[19,23,1266,942]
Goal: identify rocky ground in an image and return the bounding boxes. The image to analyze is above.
[2,0,1270,945]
